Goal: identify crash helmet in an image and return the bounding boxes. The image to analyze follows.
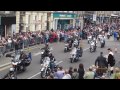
[9,68,14,73]
[45,43,49,47]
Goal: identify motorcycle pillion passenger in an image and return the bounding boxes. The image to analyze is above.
[19,50,28,60]
[49,52,56,61]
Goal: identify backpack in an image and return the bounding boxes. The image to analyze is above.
[113,56,116,66]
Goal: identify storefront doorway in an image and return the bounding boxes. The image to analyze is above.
[57,19,70,30]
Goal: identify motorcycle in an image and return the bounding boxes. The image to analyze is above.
[40,48,53,64]
[64,43,69,52]
[90,41,96,53]
[107,32,110,39]
[98,35,102,41]
[64,43,71,52]
[69,48,79,63]
[40,57,51,78]
[70,53,76,63]
[73,39,79,47]
[100,39,105,48]
[6,53,31,73]
[2,68,17,79]
[87,36,92,44]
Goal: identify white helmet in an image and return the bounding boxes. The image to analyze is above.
[10,68,14,72]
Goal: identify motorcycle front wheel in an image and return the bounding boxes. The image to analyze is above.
[90,48,92,53]
[41,70,46,78]
[70,58,74,63]
[40,58,44,64]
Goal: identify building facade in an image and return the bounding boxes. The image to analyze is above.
[0,11,16,37]
[16,11,49,33]
[51,11,77,30]
[16,11,78,32]
[16,11,120,33]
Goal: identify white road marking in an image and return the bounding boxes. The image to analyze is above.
[27,60,63,79]
[56,61,63,65]
[33,52,42,56]
[0,62,11,68]
[27,72,41,79]
[83,48,89,51]
[33,47,90,57]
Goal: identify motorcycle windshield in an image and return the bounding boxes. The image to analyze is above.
[14,55,20,61]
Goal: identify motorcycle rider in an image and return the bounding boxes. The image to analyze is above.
[3,68,17,79]
[100,35,105,47]
[93,37,97,48]
[49,53,56,72]
[76,46,83,59]
[89,37,96,52]
[41,43,50,57]
[19,50,28,60]
[40,43,51,64]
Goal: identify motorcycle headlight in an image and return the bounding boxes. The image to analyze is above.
[41,64,43,67]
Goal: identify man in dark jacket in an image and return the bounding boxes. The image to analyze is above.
[14,40,19,55]
[95,52,108,68]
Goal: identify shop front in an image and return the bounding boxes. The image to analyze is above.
[53,12,77,30]
[83,14,93,26]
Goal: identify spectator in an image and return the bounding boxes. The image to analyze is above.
[62,69,71,79]
[68,67,73,77]
[56,66,65,79]
[53,68,58,79]
[78,63,85,79]
[111,67,120,79]
[0,40,3,57]
[47,73,54,79]
[72,68,79,79]
[14,40,19,55]
[84,67,95,79]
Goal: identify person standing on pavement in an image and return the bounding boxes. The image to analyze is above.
[113,30,117,41]
[0,40,3,57]
[95,52,108,68]
[14,40,19,55]
[84,67,95,79]
[56,66,65,79]
[62,69,71,79]
[68,67,73,77]
[78,63,85,79]
[107,48,115,67]
[72,68,79,79]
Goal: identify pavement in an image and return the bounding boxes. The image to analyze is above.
[0,36,120,79]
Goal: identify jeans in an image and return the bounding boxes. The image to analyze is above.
[15,50,19,55]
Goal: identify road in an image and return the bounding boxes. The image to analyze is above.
[0,36,120,79]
